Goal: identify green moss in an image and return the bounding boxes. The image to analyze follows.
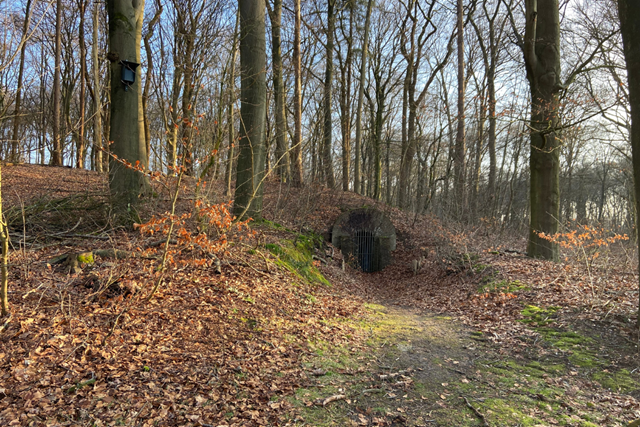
[265,239,330,286]
[473,263,489,273]
[480,398,545,426]
[462,252,480,262]
[480,279,529,294]
[592,369,638,392]
[524,361,565,375]
[533,329,601,368]
[520,305,560,326]
[77,252,94,264]
[364,303,386,312]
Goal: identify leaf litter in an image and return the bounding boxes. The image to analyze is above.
[0,164,639,426]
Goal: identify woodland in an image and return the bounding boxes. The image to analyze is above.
[1,0,640,426]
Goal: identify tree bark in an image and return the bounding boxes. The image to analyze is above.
[617,0,640,324]
[290,0,304,186]
[10,0,32,163]
[76,0,87,168]
[453,0,466,217]
[143,0,162,169]
[106,0,149,208]
[267,0,289,181]
[52,0,63,165]
[523,0,561,261]
[92,1,103,172]
[226,11,240,198]
[322,0,336,188]
[234,0,267,220]
[166,60,181,175]
[354,0,373,195]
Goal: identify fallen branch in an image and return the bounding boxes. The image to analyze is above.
[146,239,178,248]
[462,396,488,426]
[315,394,346,406]
[55,233,111,240]
[312,255,327,264]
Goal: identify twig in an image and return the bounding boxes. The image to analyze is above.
[462,396,489,426]
[315,394,346,406]
[147,168,184,301]
[146,238,178,248]
[53,233,110,240]
[102,307,128,346]
[131,400,149,425]
[52,218,83,235]
[0,314,12,333]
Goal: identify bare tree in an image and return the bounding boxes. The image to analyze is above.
[234,0,267,220]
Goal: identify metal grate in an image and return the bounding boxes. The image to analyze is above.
[354,230,376,272]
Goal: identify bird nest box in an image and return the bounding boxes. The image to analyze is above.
[331,207,396,272]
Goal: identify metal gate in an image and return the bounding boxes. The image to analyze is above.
[354,230,376,272]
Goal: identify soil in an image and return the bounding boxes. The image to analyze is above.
[291,298,640,426]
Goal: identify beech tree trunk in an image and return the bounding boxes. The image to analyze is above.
[617,0,640,325]
[523,0,561,261]
[92,1,103,172]
[234,0,267,220]
[76,0,87,168]
[143,0,162,169]
[453,0,466,216]
[52,0,63,165]
[354,0,373,195]
[267,0,289,181]
[106,0,149,208]
[322,0,336,188]
[10,0,32,163]
[226,11,239,198]
[291,0,304,185]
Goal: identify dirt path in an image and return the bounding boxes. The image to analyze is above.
[288,302,639,426]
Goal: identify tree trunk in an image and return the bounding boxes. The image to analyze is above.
[167,63,181,175]
[617,0,640,325]
[234,0,267,220]
[10,0,32,163]
[322,0,336,188]
[453,0,466,217]
[338,2,354,192]
[52,0,63,165]
[524,0,561,261]
[267,0,289,181]
[354,0,373,195]
[143,0,162,169]
[106,0,149,208]
[226,11,239,198]
[178,15,196,176]
[76,0,87,168]
[290,0,304,185]
[92,1,103,173]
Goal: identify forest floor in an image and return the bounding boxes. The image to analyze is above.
[0,164,639,426]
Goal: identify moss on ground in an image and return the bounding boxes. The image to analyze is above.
[288,302,637,426]
[520,305,560,326]
[592,369,637,393]
[265,234,330,286]
[479,279,530,294]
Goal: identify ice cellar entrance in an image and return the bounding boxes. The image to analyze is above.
[331,208,396,273]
